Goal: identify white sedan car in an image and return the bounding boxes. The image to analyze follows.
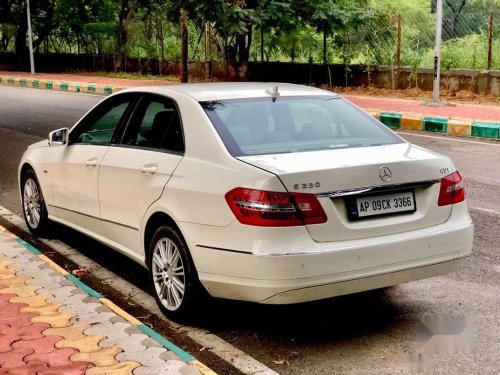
[19,83,473,319]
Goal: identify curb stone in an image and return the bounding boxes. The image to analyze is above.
[0,75,122,96]
[368,109,500,140]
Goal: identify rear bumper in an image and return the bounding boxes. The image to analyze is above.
[193,221,473,304]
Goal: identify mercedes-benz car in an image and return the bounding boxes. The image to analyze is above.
[18,83,474,319]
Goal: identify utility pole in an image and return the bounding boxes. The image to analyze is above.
[432,0,443,104]
[487,13,493,70]
[26,0,35,74]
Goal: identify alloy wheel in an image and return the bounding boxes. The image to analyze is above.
[151,237,186,311]
[23,178,41,229]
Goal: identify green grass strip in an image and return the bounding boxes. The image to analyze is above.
[138,324,195,362]
[65,274,103,299]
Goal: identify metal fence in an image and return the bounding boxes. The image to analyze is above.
[354,1,499,71]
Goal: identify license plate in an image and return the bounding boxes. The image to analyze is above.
[353,191,416,219]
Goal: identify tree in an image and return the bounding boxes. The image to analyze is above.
[0,0,58,65]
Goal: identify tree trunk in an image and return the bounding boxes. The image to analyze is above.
[323,30,327,65]
[116,0,137,72]
[15,11,29,69]
[260,26,264,62]
[180,8,188,83]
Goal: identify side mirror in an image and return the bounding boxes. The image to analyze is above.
[48,128,69,146]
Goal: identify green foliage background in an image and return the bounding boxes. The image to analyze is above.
[0,0,498,69]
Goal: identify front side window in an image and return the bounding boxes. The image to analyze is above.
[201,96,403,156]
[70,95,134,145]
[121,96,184,153]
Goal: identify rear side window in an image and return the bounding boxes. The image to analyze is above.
[201,96,402,156]
[122,95,184,153]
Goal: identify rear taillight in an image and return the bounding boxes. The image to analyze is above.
[438,171,465,206]
[225,188,327,227]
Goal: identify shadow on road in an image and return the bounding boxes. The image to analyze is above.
[36,221,425,346]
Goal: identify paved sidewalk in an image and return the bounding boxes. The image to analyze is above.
[0,226,211,375]
[0,71,174,88]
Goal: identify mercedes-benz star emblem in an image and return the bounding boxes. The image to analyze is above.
[379,166,392,182]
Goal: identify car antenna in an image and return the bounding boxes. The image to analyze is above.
[265,85,280,102]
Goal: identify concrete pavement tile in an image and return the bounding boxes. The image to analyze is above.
[99,333,150,351]
[0,323,50,340]
[37,363,93,375]
[70,310,116,325]
[70,346,123,367]
[178,364,204,375]
[84,322,132,341]
[0,312,38,328]
[36,285,80,299]
[159,351,180,361]
[0,301,25,318]
[85,361,141,375]
[20,302,64,316]
[0,285,41,298]
[11,335,62,353]
[0,361,48,375]
[123,326,143,335]
[43,323,90,339]
[26,276,70,290]
[10,293,52,307]
[0,294,17,304]
[0,262,17,279]
[24,347,78,367]
[0,347,34,368]
[0,245,29,260]
[116,347,171,367]
[59,301,103,316]
[10,256,42,273]
[46,289,88,305]
[140,337,163,349]
[0,275,30,288]
[32,311,76,328]
[56,334,105,353]
[0,270,17,280]
[0,332,20,352]
[133,360,199,375]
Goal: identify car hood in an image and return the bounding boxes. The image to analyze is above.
[28,140,49,150]
[237,143,452,194]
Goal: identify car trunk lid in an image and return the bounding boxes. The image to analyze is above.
[238,143,454,242]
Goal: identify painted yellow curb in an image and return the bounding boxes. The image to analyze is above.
[38,254,69,276]
[447,119,472,136]
[190,360,218,375]
[100,298,143,326]
[401,114,424,131]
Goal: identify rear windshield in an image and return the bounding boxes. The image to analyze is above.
[201,96,403,157]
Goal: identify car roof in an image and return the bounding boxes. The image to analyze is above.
[120,82,336,102]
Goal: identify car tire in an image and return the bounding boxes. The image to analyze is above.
[21,169,50,236]
[148,225,202,321]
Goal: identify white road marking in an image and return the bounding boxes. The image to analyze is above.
[397,131,500,147]
[0,205,278,375]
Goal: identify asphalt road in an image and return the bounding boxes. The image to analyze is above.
[1,86,499,374]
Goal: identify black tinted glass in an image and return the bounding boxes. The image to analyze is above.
[201,96,402,157]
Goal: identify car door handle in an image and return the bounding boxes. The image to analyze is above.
[140,165,158,174]
[86,158,98,167]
